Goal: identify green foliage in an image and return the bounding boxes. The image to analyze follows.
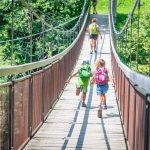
[89,0,110,14]
[96,0,109,14]
[114,0,150,75]
[0,0,85,66]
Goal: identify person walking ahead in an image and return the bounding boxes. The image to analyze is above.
[92,0,98,14]
[88,18,102,54]
[67,60,91,107]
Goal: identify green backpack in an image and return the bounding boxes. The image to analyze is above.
[79,64,91,78]
[90,23,98,35]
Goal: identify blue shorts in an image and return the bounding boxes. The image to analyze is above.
[96,84,109,95]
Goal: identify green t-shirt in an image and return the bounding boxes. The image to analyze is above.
[78,77,90,87]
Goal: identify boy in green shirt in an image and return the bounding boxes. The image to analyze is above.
[67,60,91,107]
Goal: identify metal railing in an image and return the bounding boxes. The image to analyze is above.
[109,0,150,150]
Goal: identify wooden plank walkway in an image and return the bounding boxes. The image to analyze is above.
[24,14,126,150]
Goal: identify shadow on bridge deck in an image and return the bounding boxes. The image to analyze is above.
[24,14,126,150]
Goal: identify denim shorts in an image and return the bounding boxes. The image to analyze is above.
[96,84,109,95]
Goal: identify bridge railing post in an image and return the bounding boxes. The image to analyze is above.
[61,58,65,91]
[50,64,54,108]
[144,94,150,150]
[41,70,45,123]
[28,76,33,138]
[30,71,43,135]
[10,81,14,150]
[7,83,13,150]
[132,84,137,150]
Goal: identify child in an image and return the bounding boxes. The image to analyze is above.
[91,58,114,117]
[88,18,102,54]
[67,60,91,107]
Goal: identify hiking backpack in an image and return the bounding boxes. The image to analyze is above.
[90,23,98,35]
[79,64,91,78]
[96,68,108,84]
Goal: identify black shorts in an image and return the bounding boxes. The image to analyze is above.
[89,34,98,40]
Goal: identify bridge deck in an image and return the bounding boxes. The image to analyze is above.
[24,15,126,150]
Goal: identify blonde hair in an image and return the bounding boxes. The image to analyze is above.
[95,58,105,70]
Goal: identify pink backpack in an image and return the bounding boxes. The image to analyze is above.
[96,68,108,84]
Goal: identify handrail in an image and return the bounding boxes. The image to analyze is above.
[0,11,89,77]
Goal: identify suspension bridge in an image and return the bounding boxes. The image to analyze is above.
[0,0,150,150]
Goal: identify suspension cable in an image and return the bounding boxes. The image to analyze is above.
[0,0,87,44]
[19,0,52,28]
[110,0,139,35]
[0,15,79,44]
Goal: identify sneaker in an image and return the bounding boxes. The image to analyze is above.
[82,102,86,107]
[102,104,107,109]
[102,101,107,110]
[98,108,102,118]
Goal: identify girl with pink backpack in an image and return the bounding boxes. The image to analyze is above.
[90,58,114,118]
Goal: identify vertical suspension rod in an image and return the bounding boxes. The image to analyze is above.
[42,21,45,59]
[29,11,33,62]
[136,0,140,71]
[130,16,133,68]
[11,0,14,66]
